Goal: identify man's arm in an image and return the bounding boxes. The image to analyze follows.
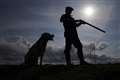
[60,15,65,22]
[60,16,63,22]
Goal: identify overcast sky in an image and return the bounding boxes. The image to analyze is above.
[0,0,120,64]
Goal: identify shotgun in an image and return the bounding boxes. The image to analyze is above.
[79,20,106,33]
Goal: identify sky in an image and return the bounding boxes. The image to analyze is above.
[0,0,120,64]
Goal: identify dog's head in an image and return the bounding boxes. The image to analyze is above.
[41,32,54,41]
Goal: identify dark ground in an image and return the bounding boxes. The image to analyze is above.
[0,64,120,80]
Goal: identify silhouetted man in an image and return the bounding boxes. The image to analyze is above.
[60,6,88,65]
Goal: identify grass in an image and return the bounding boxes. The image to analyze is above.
[0,64,120,80]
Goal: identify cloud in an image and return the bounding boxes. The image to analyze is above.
[83,41,108,54]
[44,41,119,64]
[0,0,61,38]
[96,42,108,50]
[0,35,119,65]
[0,36,30,64]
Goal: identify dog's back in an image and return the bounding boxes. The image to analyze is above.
[25,38,47,58]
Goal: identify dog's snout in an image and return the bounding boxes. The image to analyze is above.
[51,34,54,37]
[50,34,54,40]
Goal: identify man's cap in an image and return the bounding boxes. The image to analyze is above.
[65,6,74,11]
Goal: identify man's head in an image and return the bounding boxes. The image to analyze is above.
[65,6,74,15]
[41,32,54,41]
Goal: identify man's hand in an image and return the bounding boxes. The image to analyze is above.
[75,19,86,27]
[78,19,87,24]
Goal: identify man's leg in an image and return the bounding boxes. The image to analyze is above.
[73,38,87,64]
[77,44,85,64]
[64,38,72,65]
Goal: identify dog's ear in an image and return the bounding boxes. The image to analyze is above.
[41,33,48,40]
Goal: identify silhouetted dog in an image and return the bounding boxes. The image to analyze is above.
[24,33,54,66]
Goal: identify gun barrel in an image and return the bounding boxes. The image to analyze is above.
[85,23,106,33]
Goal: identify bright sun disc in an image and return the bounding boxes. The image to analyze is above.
[84,7,94,16]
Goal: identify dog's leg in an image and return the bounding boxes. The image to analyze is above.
[24,55,29,65]
[33,57,38,65]
[40,54,43,66]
